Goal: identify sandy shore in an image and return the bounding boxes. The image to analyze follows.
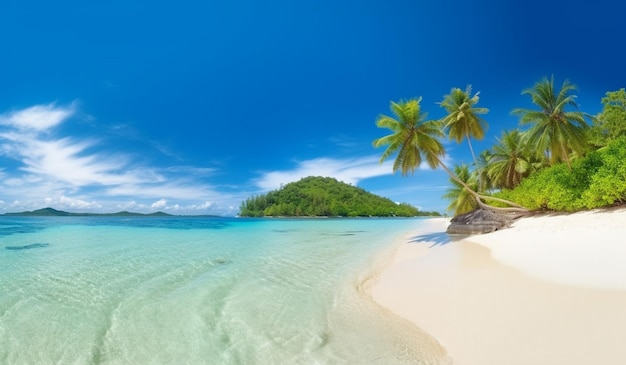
[370,209,626,365]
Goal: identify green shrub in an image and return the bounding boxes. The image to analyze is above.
[583,137,626,207]
[496,137,626,212]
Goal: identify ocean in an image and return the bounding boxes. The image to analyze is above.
[0,216,445,365]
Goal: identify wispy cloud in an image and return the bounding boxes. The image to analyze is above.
[0,104,151,187]
[253,153,454,192]
[151,198,168,209]
[0,103,233,214]
[254,156,393,191]
[328,134,360,148]
[0,103,76,131]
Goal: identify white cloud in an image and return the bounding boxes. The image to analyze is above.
[254,156,394,191]
[198,201,213,209]
[151,199,167,209]
[253,153,456,192]
[19,138,141,186]
[0,103,232,214]
[59,196,102,209]
[0,103,75,131]
[40,195,102,210]
[0,104,145,186]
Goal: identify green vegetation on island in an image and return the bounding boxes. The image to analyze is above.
[239,176,439,217]
[373,77,626,217]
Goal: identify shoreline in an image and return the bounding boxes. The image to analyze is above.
[367,209,626,365]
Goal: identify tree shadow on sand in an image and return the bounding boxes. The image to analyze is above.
[407,232,458,248]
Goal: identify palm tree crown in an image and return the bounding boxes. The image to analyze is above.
[438,85,489,164]
[372,98,445,175]
[443,164,479,216]
[374,98,528,215]
[512,75,589,169]
[487,130,536,190]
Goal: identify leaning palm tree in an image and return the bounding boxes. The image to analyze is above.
[438,85,489,164]
[487,129,535,190]
[443,164,479,216]
[512,76,590,169]
[373,98,527,213]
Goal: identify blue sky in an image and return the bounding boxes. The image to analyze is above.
[1,0,625,215]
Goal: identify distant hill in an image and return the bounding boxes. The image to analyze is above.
[4,207,173,217]
[239,176,441,217]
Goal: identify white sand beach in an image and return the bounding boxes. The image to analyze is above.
[370,209,626,365]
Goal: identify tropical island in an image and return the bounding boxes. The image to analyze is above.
[239,176,440,217]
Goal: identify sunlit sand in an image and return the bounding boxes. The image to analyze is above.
[369,210,626,365]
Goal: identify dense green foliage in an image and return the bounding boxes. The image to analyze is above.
[588,88,626,147]
[373,76,626,216]
[239,176,438,217]
[495,137,626,211]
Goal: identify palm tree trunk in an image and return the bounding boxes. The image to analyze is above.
[466,131,478,166]
[561,143,572,170]
[436,156,529,213]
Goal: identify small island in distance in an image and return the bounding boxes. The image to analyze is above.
[3,207,172,217]
[2,207,217,217]
[239,176,441,217]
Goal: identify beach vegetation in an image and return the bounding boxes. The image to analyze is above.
[588,88,626,147]
[486,129,542,190]
[496,136,626,211]
[581,136,626,207]
[373,98,528,214]
[442,164,479,216]
[512,75,591,170]
[372,77,626,216]
[239,176,439,217]
[373,76,626,217]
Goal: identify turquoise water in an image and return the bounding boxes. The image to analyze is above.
[0,217,445,364]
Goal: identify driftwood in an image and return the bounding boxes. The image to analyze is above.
[446,209,528,235]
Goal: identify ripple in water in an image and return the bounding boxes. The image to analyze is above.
[0,217,449,364]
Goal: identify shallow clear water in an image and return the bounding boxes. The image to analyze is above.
[0,217,445,365]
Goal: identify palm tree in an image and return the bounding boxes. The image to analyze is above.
[372,97,445,175]
[487,130,536,190]
[512,76,590,169]
[443,164,479,216]
[438,85,489,164]
[373,98,527,213]
[474,149,495,193]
